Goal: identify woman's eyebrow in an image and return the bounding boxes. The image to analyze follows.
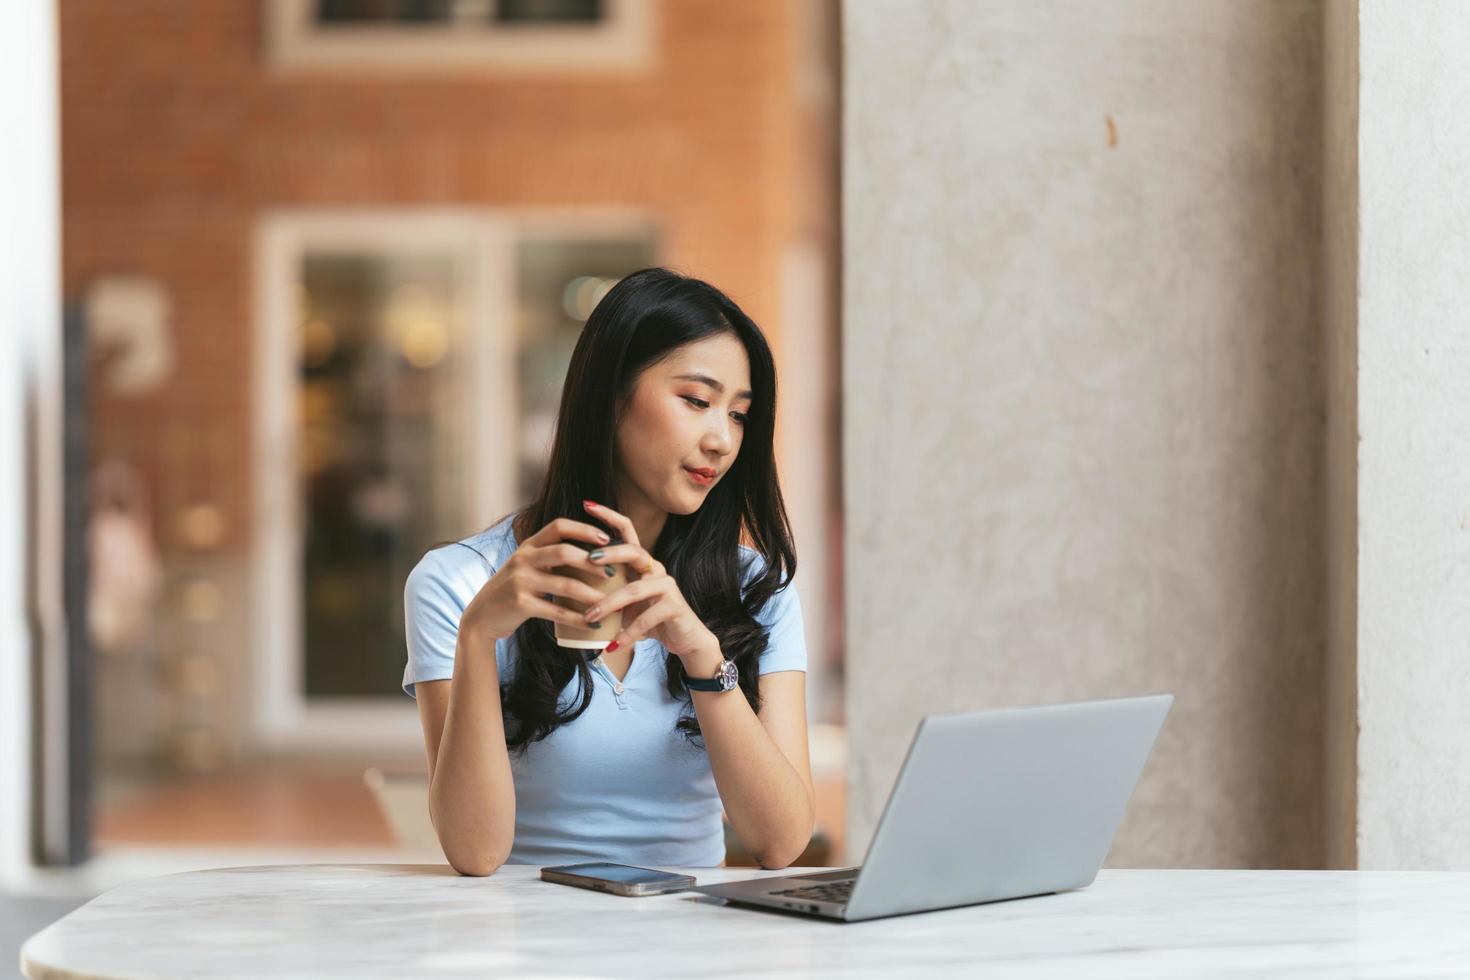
[674,372,753,399]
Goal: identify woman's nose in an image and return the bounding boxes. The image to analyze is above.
[703,418,735,452]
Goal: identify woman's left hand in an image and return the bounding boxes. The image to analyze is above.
[579,500,717,662]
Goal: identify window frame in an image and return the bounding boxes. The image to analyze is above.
[262,0,657,76]
[251,206,659,751]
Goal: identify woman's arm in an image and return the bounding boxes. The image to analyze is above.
[411,518,614,876]
[686,645,816,869]
[415,623,516,876]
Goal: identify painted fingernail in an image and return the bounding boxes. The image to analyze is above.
[604,565,616,578]
[597,532,611,543]
[587,621,601,629]
[605,640,620,652]
[589,549,605,561]
[583,499,599,510]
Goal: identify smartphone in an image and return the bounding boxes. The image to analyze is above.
[540,862,697,897]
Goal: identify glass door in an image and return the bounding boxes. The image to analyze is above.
[254,210,655,750]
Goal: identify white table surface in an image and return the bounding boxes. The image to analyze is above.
[19,863,1470,979]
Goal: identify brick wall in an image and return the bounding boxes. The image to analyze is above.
[60,0,808,556]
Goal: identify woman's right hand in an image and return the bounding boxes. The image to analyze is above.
[458,518,614,643]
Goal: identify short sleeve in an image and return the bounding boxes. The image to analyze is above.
[741,548,807,675]
[402,543,496,698]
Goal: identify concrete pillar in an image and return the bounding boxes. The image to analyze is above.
[842,0,1326,868]
[0,0,62,882]
[1351,0,1470,870]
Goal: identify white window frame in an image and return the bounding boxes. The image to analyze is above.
[262,0,656,76]
[251,206,658,752]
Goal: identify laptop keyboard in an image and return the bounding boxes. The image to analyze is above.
[768,878,854,904]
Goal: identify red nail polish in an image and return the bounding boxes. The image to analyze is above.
[583,499,597,510]
[605,640,620,652]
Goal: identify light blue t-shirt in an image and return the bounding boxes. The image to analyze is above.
[402,512,807,868]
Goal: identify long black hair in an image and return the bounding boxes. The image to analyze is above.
[496,266,796,755]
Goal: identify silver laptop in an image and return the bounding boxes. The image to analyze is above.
[693,693,1172,922]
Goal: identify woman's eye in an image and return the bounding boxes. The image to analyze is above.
[684,396,747,425]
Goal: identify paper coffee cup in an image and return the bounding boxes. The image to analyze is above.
[552,539,628,650]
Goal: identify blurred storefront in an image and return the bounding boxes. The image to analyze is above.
[58,0,843,865]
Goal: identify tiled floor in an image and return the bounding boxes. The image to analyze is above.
[96,755,847,865]
[96,756,401,847]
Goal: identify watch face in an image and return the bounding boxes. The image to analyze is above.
[718,658,739,691]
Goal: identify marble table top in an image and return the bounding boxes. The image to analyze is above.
[20,863,1470,978]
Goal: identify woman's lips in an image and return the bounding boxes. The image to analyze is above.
[685,467,715,486]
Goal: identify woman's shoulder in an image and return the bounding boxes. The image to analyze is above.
[736,545,800,620]
[736,545,791,590]
[460,511,521,569]
[737,543,757,570]
[735,545,805,672]
[405,513,519,603]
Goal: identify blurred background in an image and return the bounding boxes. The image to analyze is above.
[6,0,845,896]
[9,0,1470,968]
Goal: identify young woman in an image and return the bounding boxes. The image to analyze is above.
[403,267,813,876]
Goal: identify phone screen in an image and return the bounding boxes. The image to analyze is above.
[549,863,687,884]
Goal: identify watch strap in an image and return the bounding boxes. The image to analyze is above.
[684,657,737,692]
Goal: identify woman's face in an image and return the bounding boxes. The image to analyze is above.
[613,332,753,516]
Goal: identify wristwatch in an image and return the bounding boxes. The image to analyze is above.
[684,656,739,693]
